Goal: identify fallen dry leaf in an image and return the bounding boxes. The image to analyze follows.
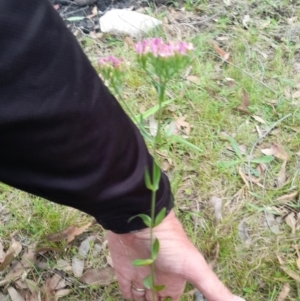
[186,75,201,85]
[72,256,84,278]
[239,167,264,188]
[287,16,298,24]
[276,283,290,301]
[238,169,250,188]
[211,41,232,63]
[0,237,22,271]
[210,196,222,223]
[276,191,298,204]
[0,243,36,286]
[242,15,252,27]
[92,244,102,257]
[44,274,62,292]
[79,267,115,285]
[0,241,5,263]
[238,220,251,246]
[254,124,263,138]
[42,274,68,301]
[277,161,287,188]
[55,289,71,301]
[124,36,134,48]
[56,259,72,272]
[292,90,300,99]
[175,116,191,135]
[106,254,114,267]
[235,90,250,114]
[0,293,8,301]
[161,160,172,172]
[277,255,300,282]
[78,236,95,259]
[46,222,92,243]
[223,0,231,5]
[149,115,158,137]
[285,212,296,234]
[252,115,267,124]
[7,287,24,301]
[25,279,39,300]
[264,211,280,234]
[261,144,289,161]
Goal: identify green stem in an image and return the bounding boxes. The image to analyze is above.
[150,81,165,300]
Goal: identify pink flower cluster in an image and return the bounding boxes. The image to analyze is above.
[135,38,194,57]
[98,56,123,68]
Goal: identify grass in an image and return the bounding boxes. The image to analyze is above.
[1,1,300,300]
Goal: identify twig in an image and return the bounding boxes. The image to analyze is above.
[62,6,89,17]
[247,113,292,190]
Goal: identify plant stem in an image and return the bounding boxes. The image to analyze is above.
[150,81,166,300]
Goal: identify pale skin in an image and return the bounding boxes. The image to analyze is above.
[107,210,246,301]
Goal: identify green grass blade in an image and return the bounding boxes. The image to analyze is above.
[134,99,174,120]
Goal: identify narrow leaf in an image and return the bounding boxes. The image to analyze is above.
[154,207,166,227]
[250,156,274,164]
[128,214,152,227]
[132,259,153,267]
[171,136,202,152]
[134,99,173,120]
[154,285,165,292]
[144,168,153,191]
[227,136,243,159]
[143,275,153,289]
[152,162,161,191]
[152,238,160,260]
[217,160,241,169]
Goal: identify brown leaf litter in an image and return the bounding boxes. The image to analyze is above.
[45,222,92,243]
[0,237,22,271]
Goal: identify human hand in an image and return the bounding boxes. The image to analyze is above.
[107,210,245,301]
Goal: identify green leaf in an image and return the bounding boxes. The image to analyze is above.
[134,99,174,120]
[154,207,166,227]
[144,168,153,191]
[153,285,165,292]
[250,155,274,164]
[132,259,153,267]
[128,214,152,227]
[227,136,243,159]
[171,136,202,152]
[152,238,160,260]
[217,160,241,169]
[152,162,161,191]
[162,297,172,301]
[66,16,85,21]
[143,275,153,289]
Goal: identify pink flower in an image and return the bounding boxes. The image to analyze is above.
[98,56,123,68]
[135,38,193,57]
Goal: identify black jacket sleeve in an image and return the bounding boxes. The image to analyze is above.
[0,0,173,233]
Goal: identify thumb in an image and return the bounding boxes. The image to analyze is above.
[183,251,235,301]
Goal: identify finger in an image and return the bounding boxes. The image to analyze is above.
[115,271,132,300]
[145,289,158,301]
[131,282,147,301]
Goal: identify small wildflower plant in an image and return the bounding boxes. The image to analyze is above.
[98,37,194,301]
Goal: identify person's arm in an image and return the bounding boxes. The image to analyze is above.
[0,0,173,233]
[0,2,245,300]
